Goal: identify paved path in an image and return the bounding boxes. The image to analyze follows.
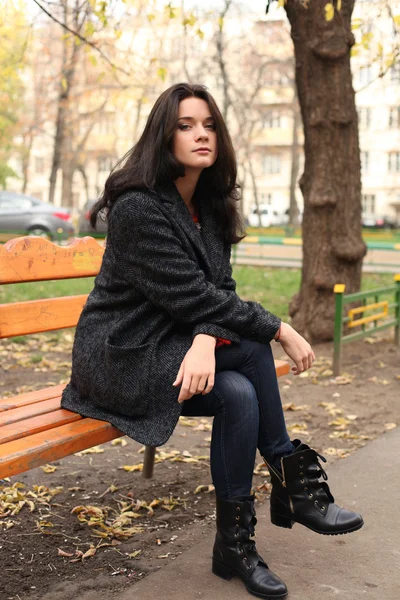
[236,243,400,273]
[72,428,399,600]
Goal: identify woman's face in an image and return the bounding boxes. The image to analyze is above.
[172,97,218,172]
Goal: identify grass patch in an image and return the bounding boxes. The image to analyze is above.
[233,267,395,321]
[0,268,395,325]
[0,277,96,304]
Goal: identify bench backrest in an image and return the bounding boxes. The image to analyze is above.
[0,236,105,339]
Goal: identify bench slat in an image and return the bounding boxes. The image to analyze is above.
[0,418,122,478]
[0,384,66,412]
[0,409,82,445]
[0,397,61,427]
[0,236,104,283]
[0,295,88,338]
[273,360,290,378]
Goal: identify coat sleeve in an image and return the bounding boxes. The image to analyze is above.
[192,243,240,343]
[109,194,281,344]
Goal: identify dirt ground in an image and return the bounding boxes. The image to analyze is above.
[0,331,399,600]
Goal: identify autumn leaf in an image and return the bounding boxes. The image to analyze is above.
[40,464,57,473]
[194,484,215,494]
[57,548,74,557]
[111,438,127,447]
[283,402,311,411]
[82,546,97,560]
[325,3,335,21]
[329,417,351,427]
[75,446,104,455]
[121,464,143,472]
[384,423,397,431]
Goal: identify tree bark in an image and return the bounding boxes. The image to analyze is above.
[48,0,82,205]
[285,0,367,342]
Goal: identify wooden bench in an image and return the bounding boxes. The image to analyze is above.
[0,236,290,481]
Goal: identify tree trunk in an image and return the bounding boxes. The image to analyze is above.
[48,0,80,205]
[21,130,34,194]
[285,0,367,342]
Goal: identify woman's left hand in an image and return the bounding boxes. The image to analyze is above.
[278,322,315,375]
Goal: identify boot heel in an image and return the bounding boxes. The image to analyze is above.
[212,559,234,581]
[271,511,293,529]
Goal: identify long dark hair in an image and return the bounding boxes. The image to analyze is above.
[90,82,246,244]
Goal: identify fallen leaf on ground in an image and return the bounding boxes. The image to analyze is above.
[40,464,57,473]
[75,446,105,455]
[194,484,215,494]
[57,548,74,557]
[283,403,311,411]
[111,438,127,447]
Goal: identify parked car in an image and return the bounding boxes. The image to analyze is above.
[361,214,397,229]
[78,199,108,236]
[247,204,288,228]
[0,191,75,240]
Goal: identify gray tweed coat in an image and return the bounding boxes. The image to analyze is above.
[61,181,281,446]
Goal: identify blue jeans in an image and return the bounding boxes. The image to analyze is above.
[181,337,293,500]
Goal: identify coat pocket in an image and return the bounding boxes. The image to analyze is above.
[103,338,155,417]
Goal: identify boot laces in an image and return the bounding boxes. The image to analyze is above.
[309,451,335,504]
[313,451,328,481]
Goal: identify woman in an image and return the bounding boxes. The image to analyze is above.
[61,83,363,599]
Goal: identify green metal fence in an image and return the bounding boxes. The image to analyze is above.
[333,275,400,375]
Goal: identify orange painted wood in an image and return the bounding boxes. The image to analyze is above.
[0,418,122,478]
[0,384,65,412]
[0,295,88,338]
[0,236,105,283]
[0,397,61,427]
[0,409,82,444]
[274,359,290,378]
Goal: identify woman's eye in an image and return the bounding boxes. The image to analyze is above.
[178,123,216,130]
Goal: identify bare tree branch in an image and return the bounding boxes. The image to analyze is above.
[32,0,131,76]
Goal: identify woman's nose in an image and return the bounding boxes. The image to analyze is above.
[194,124,209,139]
[196,129,209,140]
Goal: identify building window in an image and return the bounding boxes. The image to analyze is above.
[390,62,400,83]
[72,192,80,208]
[35,157,45,174]
[262,111,281,129]
[98,114,114,135]
[388,152,400,173]
[358,66,372,85]
[358,107,371,129]
[362,194,375,214]
[389,107,400,128]
[360,151,369,172]
[261,192,272,204]
[98,156,114,173]
[262,154,281,174]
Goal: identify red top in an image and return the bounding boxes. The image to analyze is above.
[192,209,231,349]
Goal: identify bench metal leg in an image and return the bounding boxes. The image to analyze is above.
[142,445,156,478]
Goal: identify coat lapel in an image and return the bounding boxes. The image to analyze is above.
[156,181,223,283]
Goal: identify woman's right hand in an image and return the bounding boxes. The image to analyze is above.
[278,322,315,375]
[172,334,216,403]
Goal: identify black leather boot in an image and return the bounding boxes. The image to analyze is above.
[212,495,288,599]
[264,440,364,536]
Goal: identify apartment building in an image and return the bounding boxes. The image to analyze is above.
[8,2,400,224]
